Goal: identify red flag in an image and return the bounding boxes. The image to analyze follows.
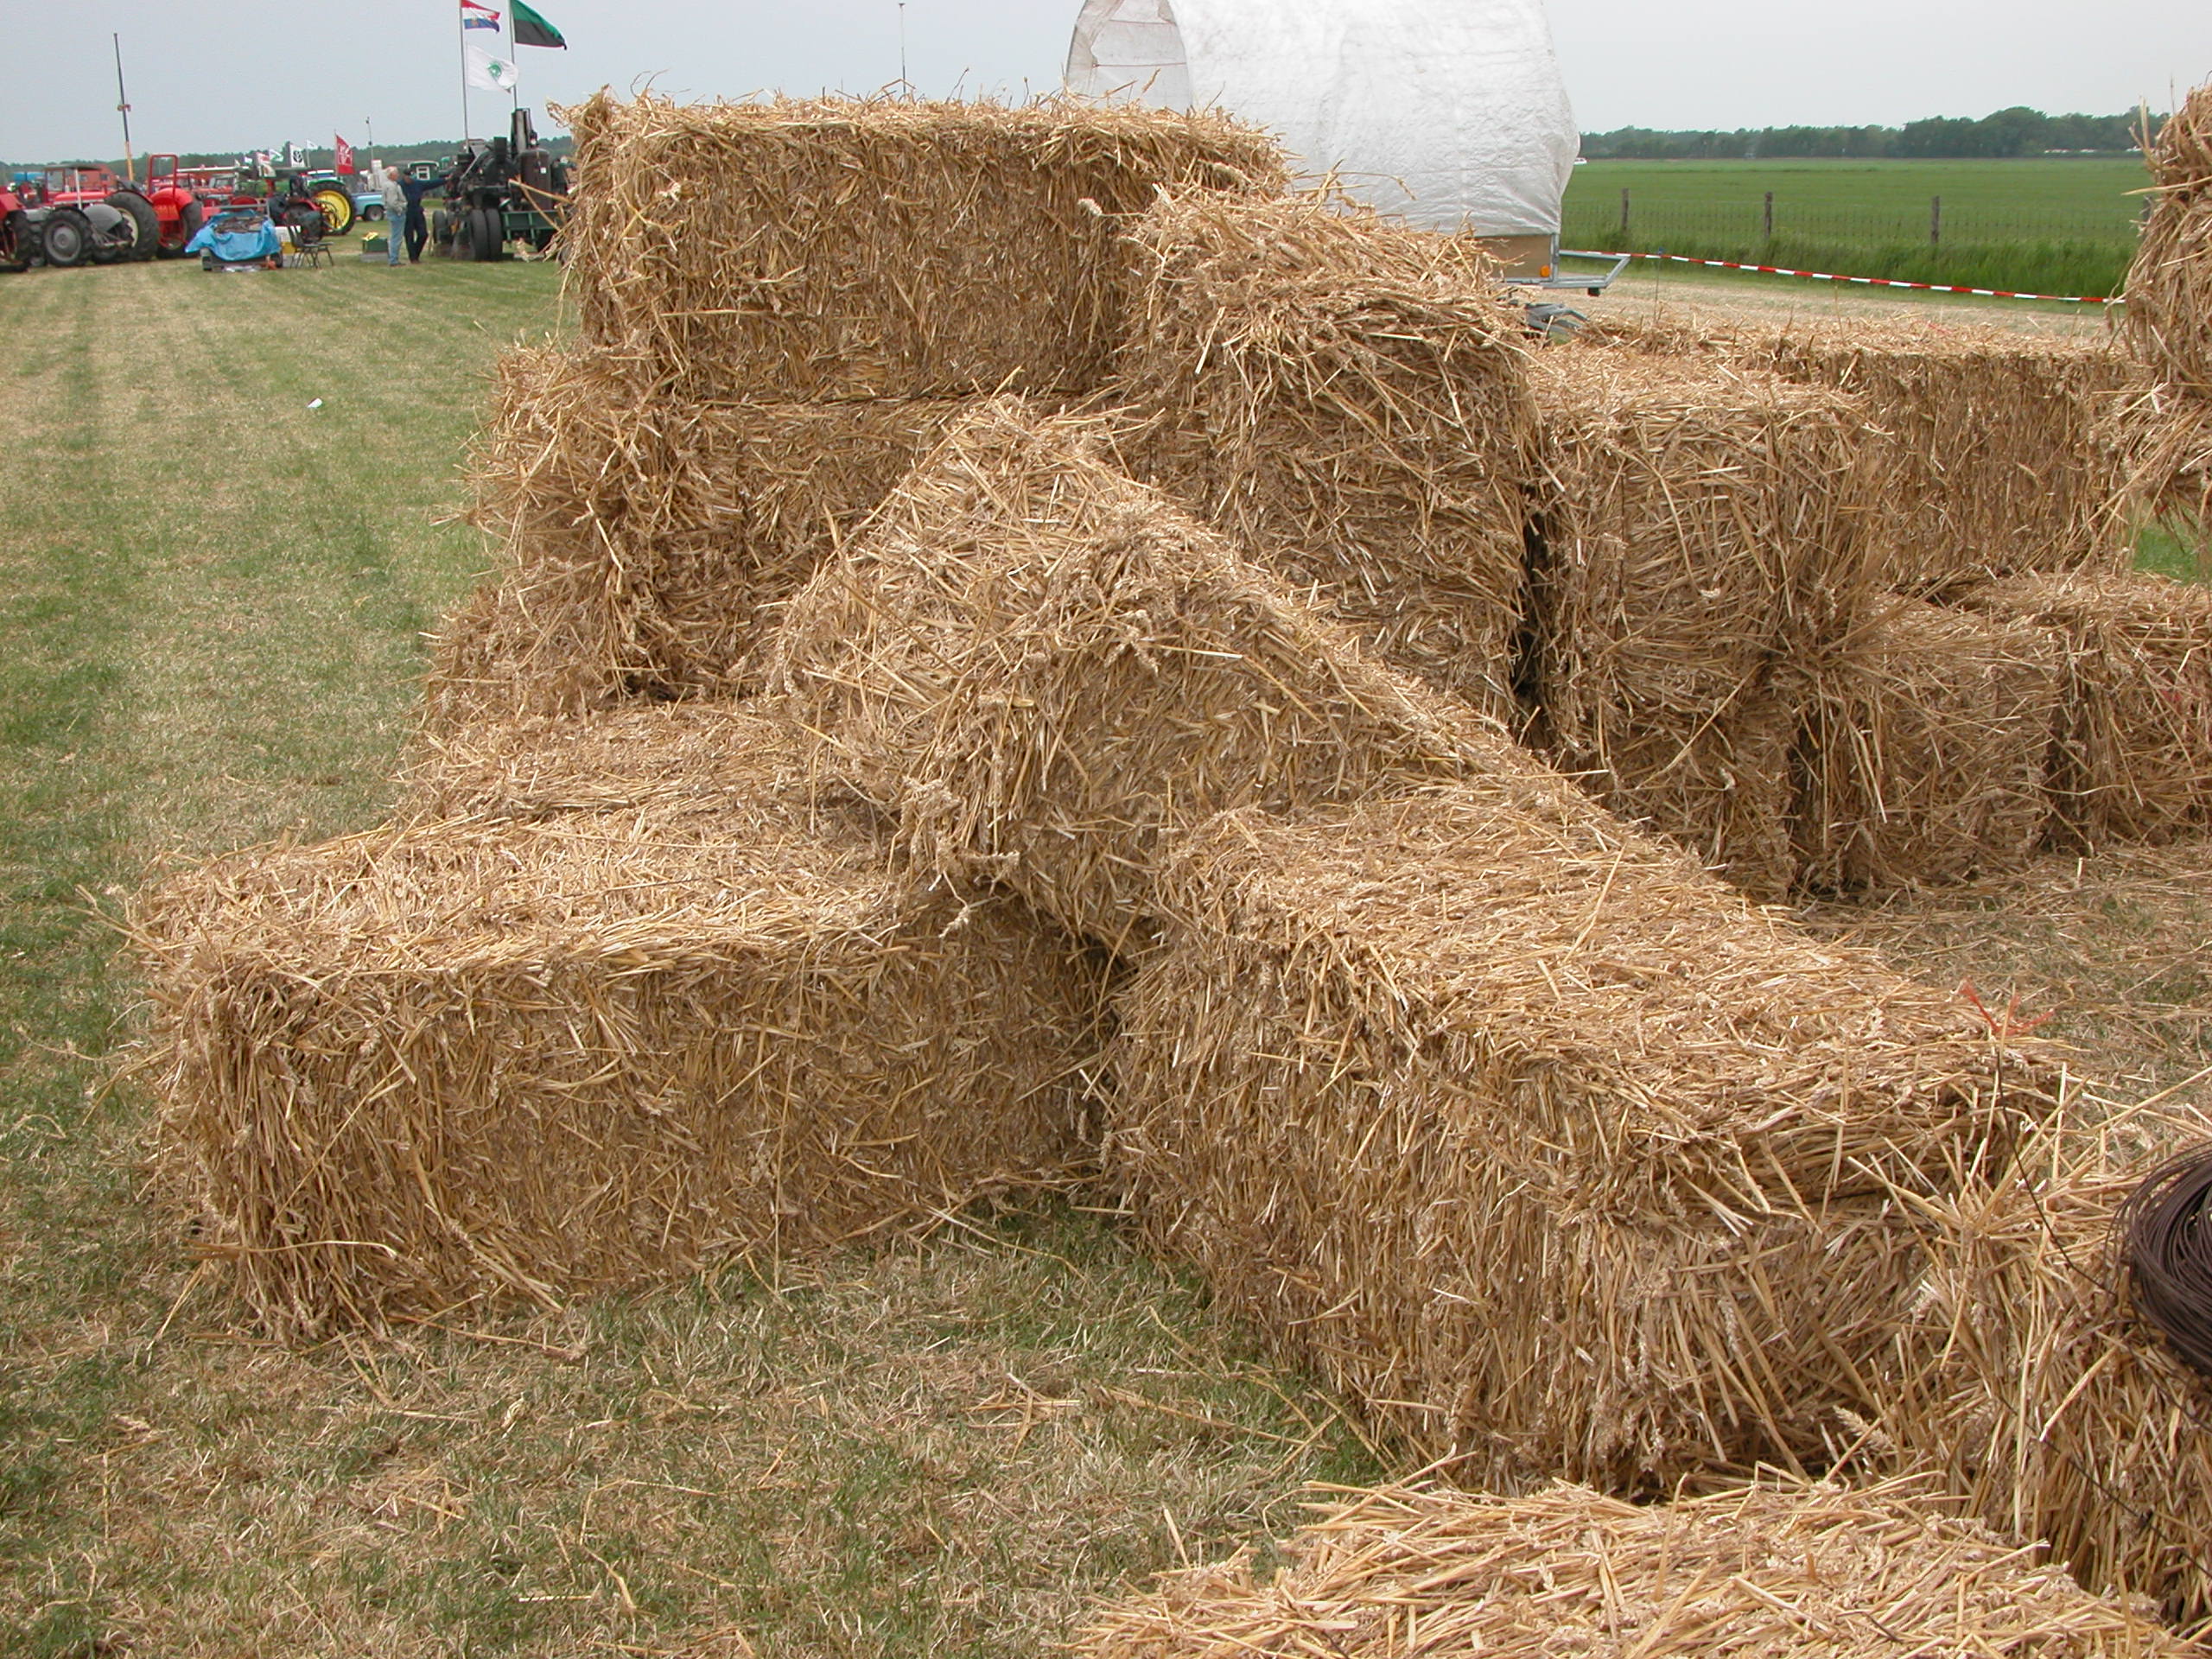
[334,135,355,173]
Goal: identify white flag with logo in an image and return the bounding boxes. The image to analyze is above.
[466,42,518,91]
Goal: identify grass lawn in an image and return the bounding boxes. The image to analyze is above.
[2,250,2208,1656]
[1563,156,2151,296]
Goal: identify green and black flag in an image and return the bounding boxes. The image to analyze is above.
[512,0,566,48]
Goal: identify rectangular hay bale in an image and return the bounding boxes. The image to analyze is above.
[1526,346,1886,897]
[766,400,1490,949]
[2125,80,2212,398]
[1109,778,2051,1490]
[1796,599,2065,893]
[428,346,967,728]
[1077,1478,2184,1659]
[133,708,1103,1336]
[561,92,1287,401]
[1588,315,2132,593]
[1955,571,2212,848]
[1111,190,1541,721]
[1874,1111,2212,1625]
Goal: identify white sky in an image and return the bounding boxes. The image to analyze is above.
[4,1,2210,163]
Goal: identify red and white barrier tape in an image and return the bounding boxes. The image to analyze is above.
[1604,250,2117,305]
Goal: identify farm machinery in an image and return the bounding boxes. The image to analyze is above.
[432,109,569,260]
[0,164,167,268]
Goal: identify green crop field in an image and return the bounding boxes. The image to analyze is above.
[1562,156,2151,297]
[0,251,2205,1657]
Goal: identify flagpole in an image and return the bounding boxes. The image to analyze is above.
[457,1,473,143]
[113,35,136,184]
[510,6,520,117]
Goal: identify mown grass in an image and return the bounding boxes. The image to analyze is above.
[0,254,1378,1656]
[1563,156,2149,296]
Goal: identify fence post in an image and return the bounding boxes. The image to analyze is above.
[1764,190,1774,241]
[1930,195,1942,248]
[1620,188,1630,238]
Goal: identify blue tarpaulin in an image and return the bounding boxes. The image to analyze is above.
[187,212,283,266]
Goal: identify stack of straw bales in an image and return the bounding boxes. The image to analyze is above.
[766,400,1488,950]
[561,92,1287,402]
[1111,191,1540,721]
[135,703,1103,1336]
[1955,572,2212,848]
[1796,600,2066,892]
[1588,315,2131,593]
[1109,782,2052,1489]
[431,92,1287,728]
[2121,82,2212,550]
[1077,1478,2185,1658]
[1873,1110,2212,1625]
[1524,347,1887,899]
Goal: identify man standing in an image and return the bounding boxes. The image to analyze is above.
[397,165,449,265]
[379,165,408,266]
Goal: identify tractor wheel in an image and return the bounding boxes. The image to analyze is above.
[40,207,93,268]
[470,205,505,262]
[312,187,355,236]
[106,192,160,261]
[0,212,31,273]
[157,199,205,259]
[431,208,452,253]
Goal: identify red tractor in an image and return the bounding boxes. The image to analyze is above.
[139,155,214,257]
[0,181,34,272]
[28,164,162,264]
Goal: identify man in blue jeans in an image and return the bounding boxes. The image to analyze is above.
[380,166,409,266]
[397,167,450,264]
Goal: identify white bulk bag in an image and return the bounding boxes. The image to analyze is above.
[1065,0,1580,238]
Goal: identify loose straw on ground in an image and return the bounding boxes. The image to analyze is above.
[1077,1477,2184,1658]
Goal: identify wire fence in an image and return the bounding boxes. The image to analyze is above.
[1564,194,2140,251]
[1560,193,2141,296]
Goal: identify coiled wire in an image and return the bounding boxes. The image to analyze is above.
[2122,1147,2212,1380]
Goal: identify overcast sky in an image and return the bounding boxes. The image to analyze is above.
[5,1,2211,164]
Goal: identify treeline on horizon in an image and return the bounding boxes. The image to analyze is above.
[1581,106,2161,160]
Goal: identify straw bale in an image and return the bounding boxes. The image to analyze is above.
[1873,1107,2212,1625]
[765,400,1491,950]
[426,346,966,728]
[1111,191,1540,721]
[1954,571,2212,848]
[2113,375,2212,561]
[132,780,1103,1337]
[1586,316,2132,593]
[1109,779,2053,1489]
[560,92,1287,402]
[397,694,873,829]
[2124,82,2212,397]
[1796,600,2066,893]
[1077,1477,2184,1658]
[1526,347,1886,897]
